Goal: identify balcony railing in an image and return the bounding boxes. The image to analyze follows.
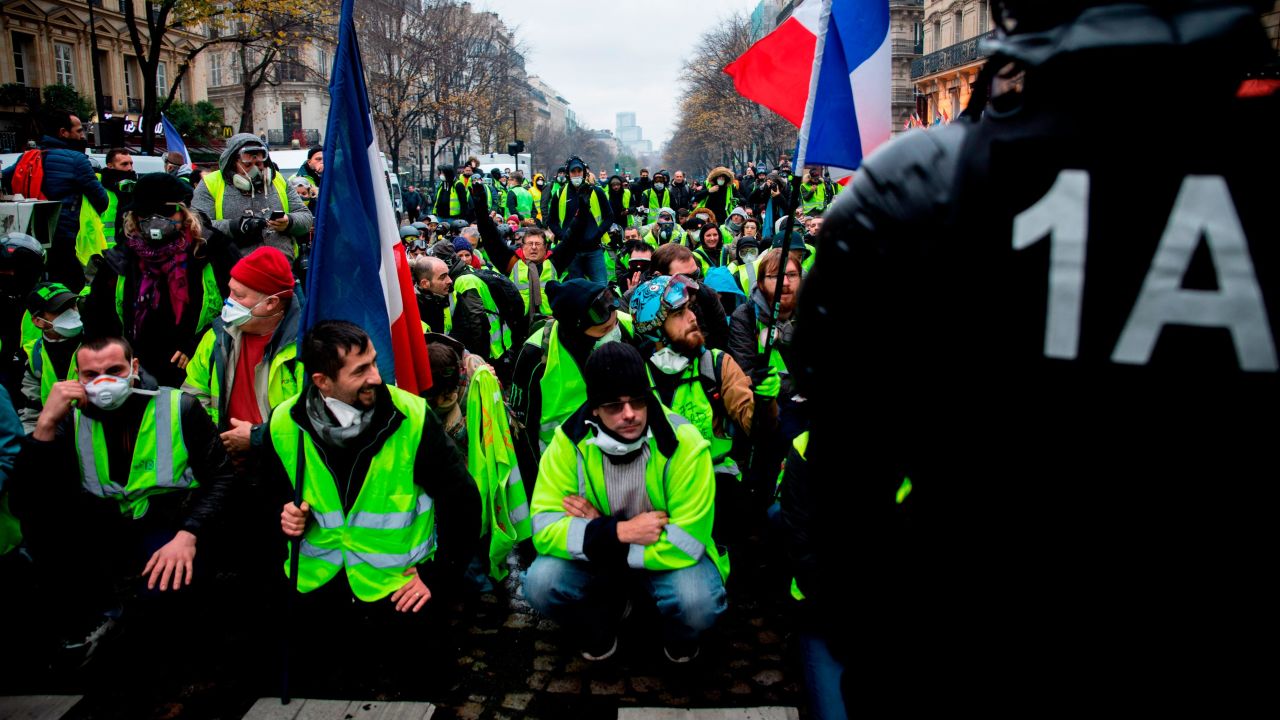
[911,30,996,79]
[892,88,915,105]
[892,39,920,56]
[267,129,321,146]
[889,0,923,7]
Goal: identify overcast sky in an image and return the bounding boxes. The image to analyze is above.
[478,0,762,147]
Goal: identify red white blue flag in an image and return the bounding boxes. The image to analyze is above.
[302,0,431,394]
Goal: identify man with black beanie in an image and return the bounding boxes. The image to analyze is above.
[524,342,727,663]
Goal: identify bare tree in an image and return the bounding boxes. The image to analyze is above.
[665,13,797,174]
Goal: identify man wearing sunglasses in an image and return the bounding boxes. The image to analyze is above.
[525,342,727,664]
[629,275,777,545]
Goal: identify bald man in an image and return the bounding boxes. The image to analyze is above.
[412,255,453,334]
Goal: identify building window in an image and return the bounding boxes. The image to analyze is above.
[55,43,75,87]
[955,10,964,43]
[317,47,329,81]
[156,61,167,97]
[210,52,222,87]
[979,1,989,34]
[933,19,942,51]
[13,40,27,85]
[118,0,129,12]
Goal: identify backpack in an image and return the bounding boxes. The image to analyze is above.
[10,150,46,200]
[473,266,529,344]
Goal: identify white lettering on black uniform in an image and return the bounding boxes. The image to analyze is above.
[1014,171,1276,372]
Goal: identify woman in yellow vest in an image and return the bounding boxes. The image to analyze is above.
[82,173,239,389]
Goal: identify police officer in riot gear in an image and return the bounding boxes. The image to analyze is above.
[790,0,1277,708]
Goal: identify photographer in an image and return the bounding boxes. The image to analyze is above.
[191,134,313,259]
[748,171,789,238]
[616,237,653,298]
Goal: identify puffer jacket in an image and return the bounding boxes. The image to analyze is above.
[2,136,109,291]
[691,166,739,223]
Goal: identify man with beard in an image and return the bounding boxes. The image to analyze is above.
[411,255,453,334]
[629,275,776,544]
[270,321,479,686]
[3,109,109,292]
[524,341,727,664]
[727,247,803,509]
[97,148,137,248]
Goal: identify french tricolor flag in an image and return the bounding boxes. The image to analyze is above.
[725,0,891,171]
[302,0,431,394]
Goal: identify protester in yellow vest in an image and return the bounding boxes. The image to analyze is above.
[190,133,313,258]
[83,173,238,389]
[19,282,83,432]
[525,342,727,663]
[182,247,303,450]
[97,148,137,250]
[9,336,234,664]
[272,321,480,612]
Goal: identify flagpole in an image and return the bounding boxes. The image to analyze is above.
[747,0,832,506]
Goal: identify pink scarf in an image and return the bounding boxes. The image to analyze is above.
[125,231,193,339]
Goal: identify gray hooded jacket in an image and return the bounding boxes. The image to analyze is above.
[191,133,313,257]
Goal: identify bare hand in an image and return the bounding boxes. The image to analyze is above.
[586,170,596,185]
[266,217,290,232]
[36,380,87,439]
[562,495,602,520]
[771,187,781,197]
[142,530,197,591]
[171,351,190,369]
[220,417,253,455]
[617,511,669,546]
[281,500,310,537]
[709,184,721,193]
[389,567,432,613]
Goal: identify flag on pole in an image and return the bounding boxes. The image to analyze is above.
[160,113,191,168]
[725,0,891,171]
[301,0,432,394]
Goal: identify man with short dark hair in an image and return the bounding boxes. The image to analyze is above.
[524,341,727,663]
[411,255,452,334]
[267,320,478,616]
[11,335,234,663]
[98,148,136,248]
[2,109,109,292]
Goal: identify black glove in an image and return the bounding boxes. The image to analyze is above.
[233,215,266,244]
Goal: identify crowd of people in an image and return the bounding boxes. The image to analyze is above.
[0,104,832,682]
[0,1,1275,716]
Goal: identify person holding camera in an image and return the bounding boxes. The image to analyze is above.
[191,134,313,260]
[84,173,240,389]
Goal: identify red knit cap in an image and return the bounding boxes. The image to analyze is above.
[231,247,295,297]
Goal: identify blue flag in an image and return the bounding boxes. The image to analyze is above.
[160,113,190,167]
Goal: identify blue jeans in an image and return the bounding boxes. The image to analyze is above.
[565,248,608,284]
[523,554,726,646]
[800,631,849,720]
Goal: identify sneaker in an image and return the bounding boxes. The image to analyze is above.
[581,635,618,662]
[61,614,120,667]
[663,641,700,664]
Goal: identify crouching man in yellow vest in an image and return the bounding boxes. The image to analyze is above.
[10,336,235,664]
[524,342,728,664]
[269,321,480,622]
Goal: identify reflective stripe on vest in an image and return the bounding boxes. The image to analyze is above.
[271,385,437,602]
[30,337,79,406]
[202,171,289,220]
[645,188,671,212]
[102,189,119,244]
[450,274,511,359]
[557,186,603,227]
[648,349,734,471]
[74,388,197,518]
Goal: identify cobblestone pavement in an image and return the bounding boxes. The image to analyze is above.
[0,537,805,720]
